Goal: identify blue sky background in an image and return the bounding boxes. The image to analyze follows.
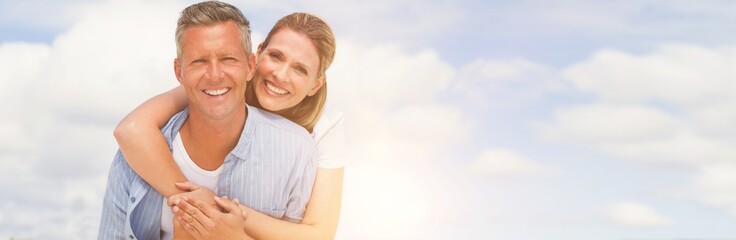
[2,0,736,239]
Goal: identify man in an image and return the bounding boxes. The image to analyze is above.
[98,2,317,239]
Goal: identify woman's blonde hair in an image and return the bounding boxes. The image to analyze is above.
[245,12,336,132]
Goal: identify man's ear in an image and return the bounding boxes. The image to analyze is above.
[246,53,257,81]
[307,75,326,96]
[174,58,183,84]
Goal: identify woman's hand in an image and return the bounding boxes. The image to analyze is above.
[173,196,252,240]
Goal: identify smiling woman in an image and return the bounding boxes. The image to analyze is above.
[251,28,324,115]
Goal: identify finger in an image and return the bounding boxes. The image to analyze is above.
[238,205,248,219]
[167,195,182,207]
[175,181,201,191]
[176,214,202,238]
[185,196,219,219]
[215,196,247,220]
[214,196,239,213]
[176,197,213,228]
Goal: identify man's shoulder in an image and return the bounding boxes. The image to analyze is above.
[247,105,313,142]
[160,109,190,144]
[107,150,142,189]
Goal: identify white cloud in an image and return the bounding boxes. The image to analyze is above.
[314,26,481,239]
[39,0,182,121]
[0,121,34,153]
[468,148,554,177]
[544,43,736,222]
[688,163,736,218]
[453,58,566,109]
[0,0,97,30]
[388,104,469,147]
[546,44,736,166]
[326,47,476,240]
[484,1,736,43]
[596,133,736,165]
[605,202,675,228]
[564,44,736,106]
[690,102,736,135]
[327,40,468,168]
[0,42,49,85]
[247,0,467,43]
[533,103,736,165]
[330,41,454,110]
[0,0,184,238]
[549,44,736,164]
[539,103,682,143]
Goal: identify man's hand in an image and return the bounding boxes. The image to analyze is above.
[173,196,252,240]
[173,216,197,240]
[169,182,217,240]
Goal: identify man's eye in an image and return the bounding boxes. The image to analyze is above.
[296,66,307,75]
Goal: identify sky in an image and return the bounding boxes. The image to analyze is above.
[1,0,736,239]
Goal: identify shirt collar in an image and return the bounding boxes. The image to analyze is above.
[161,105,257,161]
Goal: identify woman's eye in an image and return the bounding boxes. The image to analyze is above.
[269,52,281,60]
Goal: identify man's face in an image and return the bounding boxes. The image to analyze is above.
[175,21,255,120]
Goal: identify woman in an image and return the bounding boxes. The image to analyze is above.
[114,12,343,239]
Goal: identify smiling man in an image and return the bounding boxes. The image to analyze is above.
[98,1,317,239]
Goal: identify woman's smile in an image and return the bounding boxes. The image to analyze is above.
[264,80,289,95]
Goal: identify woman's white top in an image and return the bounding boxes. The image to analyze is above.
[312,104,346,169]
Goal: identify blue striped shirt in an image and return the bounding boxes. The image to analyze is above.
[98,105,317,240]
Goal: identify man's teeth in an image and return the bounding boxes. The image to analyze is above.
[266,82,288,95]
[204,88,230,96]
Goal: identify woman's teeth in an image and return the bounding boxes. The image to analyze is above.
[266,82,288,95]
[204,88,230,96]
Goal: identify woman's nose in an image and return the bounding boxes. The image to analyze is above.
[273,64,289,82]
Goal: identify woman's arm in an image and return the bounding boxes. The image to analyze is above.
[113,86,189,197]
[245,167,344,240]
[177,168,344,240]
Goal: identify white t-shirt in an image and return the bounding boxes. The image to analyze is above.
[312,104,346,169]
[161,133,224,240]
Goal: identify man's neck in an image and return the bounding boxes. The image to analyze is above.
[180,106,248,171]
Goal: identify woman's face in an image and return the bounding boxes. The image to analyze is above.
[252,28,323,111]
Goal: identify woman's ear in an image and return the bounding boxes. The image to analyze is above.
[256,43,264,55]
[308,75,326,96]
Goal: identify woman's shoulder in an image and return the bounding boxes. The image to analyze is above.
[313,102,347,169]
[313,103,344,139]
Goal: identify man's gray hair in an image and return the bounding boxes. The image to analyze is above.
[175,1,252,58]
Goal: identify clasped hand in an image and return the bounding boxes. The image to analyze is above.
[168,182,252,240]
